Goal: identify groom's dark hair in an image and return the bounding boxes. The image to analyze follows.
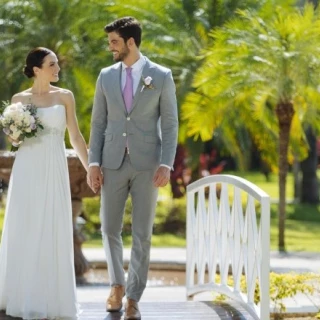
[104,17,142,47]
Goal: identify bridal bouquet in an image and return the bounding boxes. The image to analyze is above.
[0,101,44,151]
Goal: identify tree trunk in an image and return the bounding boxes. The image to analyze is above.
[170,144,188,198]
[292,156,300,202]
[276,101,294,252]
[300,126,319,204]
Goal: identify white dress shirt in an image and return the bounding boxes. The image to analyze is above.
[121,54,145,94]
[89,54,171,170]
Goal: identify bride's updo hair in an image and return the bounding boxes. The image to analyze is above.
[23,47,52,78]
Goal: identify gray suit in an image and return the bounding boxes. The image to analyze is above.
[89,57,178,301]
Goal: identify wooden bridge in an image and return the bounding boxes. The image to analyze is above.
[0,301,255,319]
[0,174,270,319]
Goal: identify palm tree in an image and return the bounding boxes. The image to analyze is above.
[296,0,320,204]
[0,0,113,144]
[108,0,261,122]
[107,0,264,192]
[182,3,320,251]
[299,126,319,203]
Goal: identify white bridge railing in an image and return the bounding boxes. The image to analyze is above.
[186,174,270,320]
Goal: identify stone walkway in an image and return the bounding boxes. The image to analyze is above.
[0,248,319,319]
[82,247,320,316]
[76,301,256,320]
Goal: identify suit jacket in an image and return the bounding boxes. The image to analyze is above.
[88,57,178,171]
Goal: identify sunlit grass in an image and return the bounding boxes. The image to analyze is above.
[1,171,320,252]
[82,195,320,251]
[270,218,320,252]
[83,218,320,252]
[226,171,294,200]
[82,232,186,248]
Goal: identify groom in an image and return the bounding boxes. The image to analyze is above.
[87,17,178,320]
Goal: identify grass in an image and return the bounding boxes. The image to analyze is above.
[83,233,186,248]
[227,171,294,200]
[270,216,320,252]
[82,214,320,251]
[81,198,320,252]
[1,171,320,252]
[230,172,320,252]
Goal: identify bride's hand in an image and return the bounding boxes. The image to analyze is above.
[93,182,101,194]
[87,166,103,193]
[8,136,21,146]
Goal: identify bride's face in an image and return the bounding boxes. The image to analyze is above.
[34,52,60,82]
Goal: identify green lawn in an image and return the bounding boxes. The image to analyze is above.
[82,199,320,252]
[1,171,320,252]
[83,233,187,248]
[227,171,294,200]
[83,219,320,251]
[270,217,320,252]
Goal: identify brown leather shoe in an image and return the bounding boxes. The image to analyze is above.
[124,298,141,320]
[106,285,125,312]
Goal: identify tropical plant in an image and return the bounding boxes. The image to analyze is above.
[182,3,320,251]
[106,0,265,196]
[215,272,320,319]
[0,0,113,145]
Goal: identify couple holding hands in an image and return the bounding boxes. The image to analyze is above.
[0,16,178,320]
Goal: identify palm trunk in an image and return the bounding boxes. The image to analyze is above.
[292,156,300,202]
[276,101,294,252]
[300,127,319,204]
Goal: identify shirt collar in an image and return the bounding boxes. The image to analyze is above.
[121,54,145,72]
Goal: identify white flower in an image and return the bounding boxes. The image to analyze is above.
[144,76,152,86]
[11,129,21,140]
[140,76,155,92]
[21,112,32,126]
[0,101,44,150]
[9,124,17,132]
[4,102,23,117]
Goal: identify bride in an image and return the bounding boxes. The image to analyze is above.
[0,47,89,319]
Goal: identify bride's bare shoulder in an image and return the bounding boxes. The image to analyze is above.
[11,89,32,103]
[51,86,73,98]
[52,86,74,105]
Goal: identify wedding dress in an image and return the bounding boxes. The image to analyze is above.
[0,105,78,319]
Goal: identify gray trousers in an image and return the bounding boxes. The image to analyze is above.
[100,154,158,301]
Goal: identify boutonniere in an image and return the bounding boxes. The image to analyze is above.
[140,76,155,92]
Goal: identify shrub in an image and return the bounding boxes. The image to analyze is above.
[81,196,187,239]
[214,272,320,319]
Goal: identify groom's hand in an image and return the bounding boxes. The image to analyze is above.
[153,166,170,188]
[87,166,104,193]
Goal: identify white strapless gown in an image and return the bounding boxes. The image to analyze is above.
[0,105,78,319]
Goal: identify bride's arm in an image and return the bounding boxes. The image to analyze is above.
[62,90,89,172]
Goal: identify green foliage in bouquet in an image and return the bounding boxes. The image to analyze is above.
[0,101,44,151]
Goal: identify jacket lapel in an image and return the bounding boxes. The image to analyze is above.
[110,63,127,113]
[130,58,156,113]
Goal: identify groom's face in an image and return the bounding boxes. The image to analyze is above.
[108,31,129,62]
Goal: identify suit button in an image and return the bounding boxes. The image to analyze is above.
[127,117,130,121]
[123,133,127,137]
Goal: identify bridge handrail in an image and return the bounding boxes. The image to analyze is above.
[186,174,270,320]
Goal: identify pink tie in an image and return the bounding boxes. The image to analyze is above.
[123,67,133,112]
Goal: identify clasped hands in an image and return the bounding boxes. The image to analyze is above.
[86,165,171,193]
[87,166,104,194]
